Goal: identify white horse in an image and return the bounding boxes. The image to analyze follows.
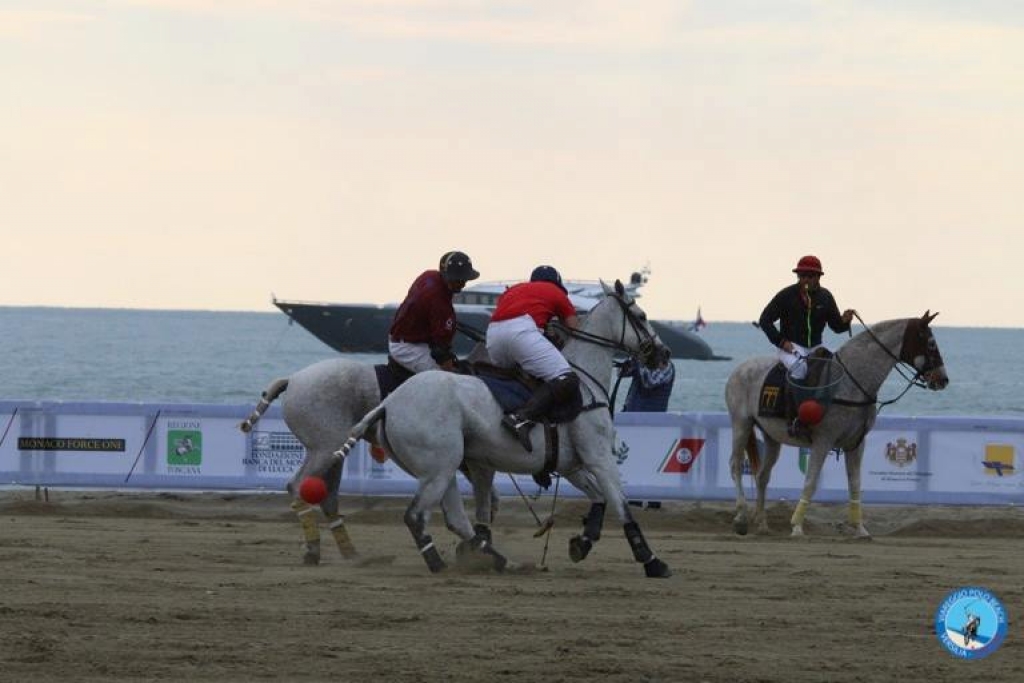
[726,312,949,538]
[328,280,672,577]
[238,358,499,564]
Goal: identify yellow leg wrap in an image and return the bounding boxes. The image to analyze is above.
[848,500,863,525]
[328,515,359,559]
[292,500,320,544]
[790,498,810,527]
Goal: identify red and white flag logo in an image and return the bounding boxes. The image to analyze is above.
[660,438,705,473]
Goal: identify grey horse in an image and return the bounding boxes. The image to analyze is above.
[238,357,499,564]
[725,311,949,538]
[328,280,673,577]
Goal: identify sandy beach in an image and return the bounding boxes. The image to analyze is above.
[1,490,1021,682]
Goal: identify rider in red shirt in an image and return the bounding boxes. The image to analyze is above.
[388,251,479,374]
[486,265,580,453]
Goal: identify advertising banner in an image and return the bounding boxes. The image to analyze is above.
[1,401,1021,506]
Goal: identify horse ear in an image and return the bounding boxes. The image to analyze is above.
[615,279,625,297]
[922,310,939,326]
[600,279,613,295]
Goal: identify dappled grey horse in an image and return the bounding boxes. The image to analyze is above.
[238,358,499,564]
[329,280,673,577]
[725,312,949,538]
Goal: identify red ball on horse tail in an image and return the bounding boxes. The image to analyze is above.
[798,399,824,426]
[299,476,328,505]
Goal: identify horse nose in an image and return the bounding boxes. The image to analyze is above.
[929,369,949,390]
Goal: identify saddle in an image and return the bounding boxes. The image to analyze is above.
[757,348,835,424]
[374,357,415,400]
[472,361,583,485]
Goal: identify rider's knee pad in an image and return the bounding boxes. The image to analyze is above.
[549,372,580,402]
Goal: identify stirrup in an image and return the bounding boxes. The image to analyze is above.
[501,413,534,453]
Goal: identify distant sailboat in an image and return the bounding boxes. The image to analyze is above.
[688,307,707,332]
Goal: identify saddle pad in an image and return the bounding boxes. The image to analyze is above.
[478,374,532,414]
[375,359,414,400]
[757,363,790,419]
[477,375,584,424]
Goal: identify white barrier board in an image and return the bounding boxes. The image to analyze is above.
[1,401,1021,505]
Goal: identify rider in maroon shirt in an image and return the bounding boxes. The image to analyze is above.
[388,251,479,374]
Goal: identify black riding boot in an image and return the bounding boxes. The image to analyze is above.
[502,382,559,453]
[501,373,579,456]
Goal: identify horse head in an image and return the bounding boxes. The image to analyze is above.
[597,278,667,367]
[901,310,949,390]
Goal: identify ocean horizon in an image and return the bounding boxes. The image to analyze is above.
[2,306,1021,417]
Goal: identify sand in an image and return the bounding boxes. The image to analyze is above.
[1,489,1021,682]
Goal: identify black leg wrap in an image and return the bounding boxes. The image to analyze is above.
[416,535,446,574]
[473,523,492,545]
[624,522,672,578]
[581,502,606,542]
[456,529,507,572]
[568,535,593,563]
[624,521,654,563]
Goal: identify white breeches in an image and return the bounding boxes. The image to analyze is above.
[777,343,824,380]
[486,315,571,381]
[388,341,442,374]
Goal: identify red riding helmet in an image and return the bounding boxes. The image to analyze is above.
[792,255,824,275]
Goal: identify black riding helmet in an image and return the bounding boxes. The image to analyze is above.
[439,251,480,282]
[530,265,567,293]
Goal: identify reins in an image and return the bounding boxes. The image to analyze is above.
[832,312,933,412]
[550,293,657,416]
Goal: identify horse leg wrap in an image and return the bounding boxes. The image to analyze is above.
[292,501,320,543]
[623,521,654,564]
[624,522,671,577]
[292,500,321,566]
[472,523,492,545]
[328,515,358,559]
[581,502,606,542]
[416,535,446,574]
[790,498,810,527]
[470,529,507,572]
[847,499,863,526]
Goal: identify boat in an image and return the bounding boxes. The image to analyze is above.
[273,268,729,360]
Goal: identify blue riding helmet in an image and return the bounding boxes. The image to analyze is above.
[530,265,567,293]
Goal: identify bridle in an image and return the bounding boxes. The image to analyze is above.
[551,292,661,411]
[833,312,945,410]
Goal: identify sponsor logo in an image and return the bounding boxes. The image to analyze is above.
[612,438,630,465]
[245,431,306,475]
[885,438,918,468]
[659,438,704,474]
[167,419,202,470]
[934,586,1007,660]
[981,443,1016,477]
[17,437,126,452]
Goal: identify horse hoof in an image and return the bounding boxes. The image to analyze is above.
[733,519,749,536]
[568,535,592,563]
[302,544,321,566]
[643,557,672,578]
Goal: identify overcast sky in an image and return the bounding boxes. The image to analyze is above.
[2,1,1022,327]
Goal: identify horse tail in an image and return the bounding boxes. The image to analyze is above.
[332,404,386,463]
[745,429,761,474]
[238,378,289,433]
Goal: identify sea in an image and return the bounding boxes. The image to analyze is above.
[1,306,1022,418]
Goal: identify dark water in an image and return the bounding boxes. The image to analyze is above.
[1,307,1020,416]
